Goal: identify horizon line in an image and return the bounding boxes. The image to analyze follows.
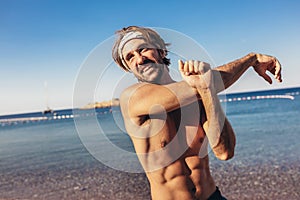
[1,85,299,117]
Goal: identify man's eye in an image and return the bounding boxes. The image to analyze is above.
[139,48,149,53]
[126,54,133,61]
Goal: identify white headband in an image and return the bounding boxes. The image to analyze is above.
[118,31,145,70]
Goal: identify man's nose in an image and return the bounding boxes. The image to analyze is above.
[136,53,145,65]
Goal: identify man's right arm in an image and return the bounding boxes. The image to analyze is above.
[212,53,282,93]
[120,81,199,119]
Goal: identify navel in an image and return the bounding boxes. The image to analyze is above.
[191,187,196,194]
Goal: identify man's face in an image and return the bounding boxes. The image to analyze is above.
[122,38,165,83]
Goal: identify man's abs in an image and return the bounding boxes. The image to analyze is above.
[147,159,197,200]
[147,157,216,200]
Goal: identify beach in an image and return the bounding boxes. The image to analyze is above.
[1,157,299,199]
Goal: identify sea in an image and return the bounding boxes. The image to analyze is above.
[0,87,300,198]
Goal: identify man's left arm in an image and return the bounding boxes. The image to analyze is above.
[179,60,236,160]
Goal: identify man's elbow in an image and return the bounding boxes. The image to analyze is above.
[216,128,236,160]
[213,144,235,160]
[216,150,234,161]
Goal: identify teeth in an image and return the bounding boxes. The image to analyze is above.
[143,66,149,73]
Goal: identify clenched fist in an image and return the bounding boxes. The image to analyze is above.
[178,60,215,90]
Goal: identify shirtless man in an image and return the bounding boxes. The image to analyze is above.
[112,26,282,200]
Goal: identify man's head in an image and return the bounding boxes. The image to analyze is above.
[112,26,170,72]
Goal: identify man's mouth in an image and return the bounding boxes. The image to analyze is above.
[142,66,151,73]
[140,63,154,73]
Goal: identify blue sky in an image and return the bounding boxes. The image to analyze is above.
[1,0,300,115]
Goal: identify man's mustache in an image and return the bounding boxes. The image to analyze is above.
[141,59,155,65]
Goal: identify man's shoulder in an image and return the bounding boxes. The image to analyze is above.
[119,83,157,118]
[120,82,155,101]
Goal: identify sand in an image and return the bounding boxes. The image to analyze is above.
[0,160,299,200]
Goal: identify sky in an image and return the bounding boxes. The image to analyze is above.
[1,0,300,115]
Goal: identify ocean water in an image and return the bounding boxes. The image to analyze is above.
[217,87,300,167]
[0,87,300,192]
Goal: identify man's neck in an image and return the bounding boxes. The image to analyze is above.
[157,67,175,85]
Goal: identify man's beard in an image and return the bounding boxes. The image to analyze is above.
[136,63,164,84]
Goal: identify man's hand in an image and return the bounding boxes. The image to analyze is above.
[251,53,282,84]
[178,60,214,90]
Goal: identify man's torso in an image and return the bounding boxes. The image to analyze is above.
[123,101,216,199]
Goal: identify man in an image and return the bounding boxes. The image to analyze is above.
[112,26,282,200]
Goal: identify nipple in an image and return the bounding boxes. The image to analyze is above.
[161,140,167,148]
[199,137,204,143]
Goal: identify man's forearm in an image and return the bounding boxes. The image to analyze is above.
[178,59,236,160]
[197,87,236,160]
[172,53,255,103]
[212,53,256,93]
